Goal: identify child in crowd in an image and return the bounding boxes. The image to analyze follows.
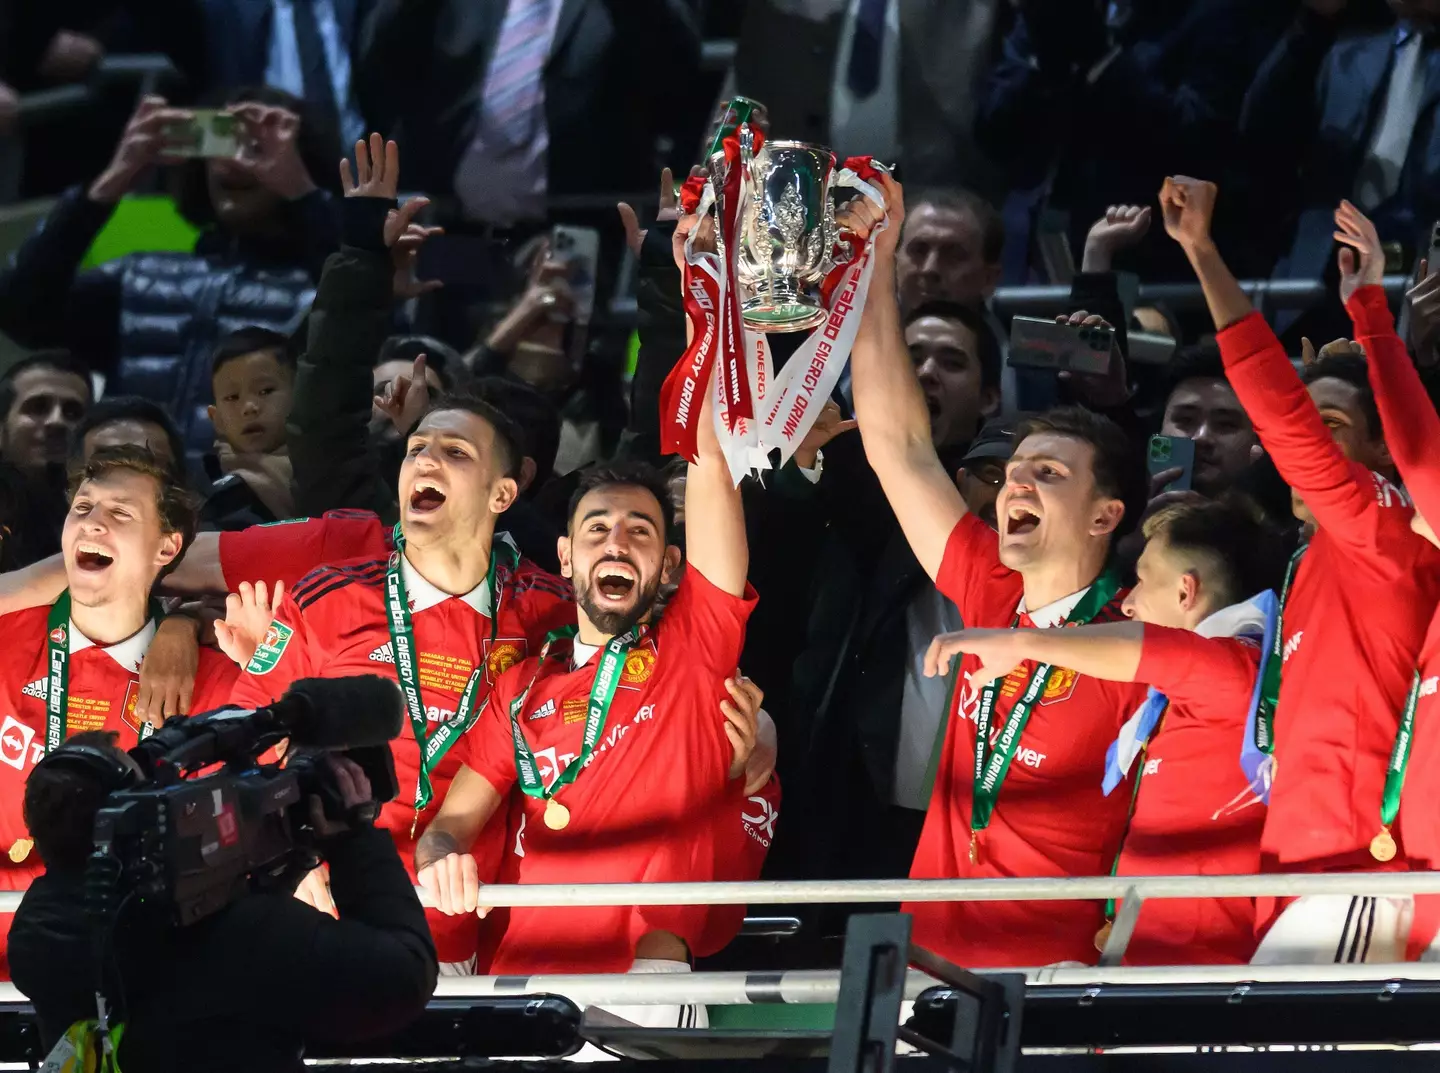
[203,327,297,527]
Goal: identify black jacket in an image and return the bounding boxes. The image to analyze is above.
[0,186,339,456]
[9,827,437,1073]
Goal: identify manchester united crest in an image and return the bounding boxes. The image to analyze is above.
[487,639,525,679]
[1039,666,1080,706]
[621,646,657,686]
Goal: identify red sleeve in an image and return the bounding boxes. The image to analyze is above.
[1217,311,1395,557]
[934,513,1020,625]
[1348,285,1440,525]
[227,593,317,709]
[510,563,576,645]
[188,647,241,715]
[455,669,521,797]
[219,513,386,591]
[1136,625,1261,717]
[657,568,757,678]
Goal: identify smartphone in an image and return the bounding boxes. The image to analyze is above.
[164,109,239,159]
[549,224,600,327]
[1427,220,1440,275]
[1148,434,1196,493]
[1007,316,1116,376]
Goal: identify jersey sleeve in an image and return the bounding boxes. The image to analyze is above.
[510,562,576,645]
[935,513,1020,625]
[227,592,319,709]
[656,567,757,678]
[1136,625,1262,720]
[455,668,522,797]
[1217,312,1395,558]
[219,512,385,592]
[1348,285,1440,526]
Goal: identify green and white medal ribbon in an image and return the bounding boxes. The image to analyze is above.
[969,571,1122,864]
[1371,671,1421,863]
[384,524,519,831]
[506,625,640,831]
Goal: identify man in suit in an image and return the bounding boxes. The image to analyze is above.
[355,0,701,225]
[731,0,1007,196]
[198,0,371,150]
[1241,0,1440,335]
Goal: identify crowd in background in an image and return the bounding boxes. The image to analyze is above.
[0,0,1436,978]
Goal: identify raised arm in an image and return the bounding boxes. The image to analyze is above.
[849,176,968,580]
[1161,177,1379,545]
[1334,203,1440,525]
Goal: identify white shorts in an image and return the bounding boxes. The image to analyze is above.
[1250,895,1414,965]
[439,956,478,977]
[571,959,707,1062]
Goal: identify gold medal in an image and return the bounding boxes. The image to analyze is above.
[968,831,980,865]
[8,838,32,864]
[1094,920,1113,953]
[1370,827,1397,863]
[544,797,570,831]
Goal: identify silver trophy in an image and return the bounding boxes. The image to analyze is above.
[712,130,839,333]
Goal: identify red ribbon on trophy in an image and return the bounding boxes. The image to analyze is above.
[659,126,764,462]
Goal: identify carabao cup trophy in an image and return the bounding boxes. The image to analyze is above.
[659,99,890,482]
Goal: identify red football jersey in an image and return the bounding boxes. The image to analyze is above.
[1119,626,1266,964]
[229,548,574,963]
[1218,312,1440,870]
[459,568,757,974]
[219,510,391,591]
[905,513,1147,968]
[1346,288,1440,872]
[0,605,238,891]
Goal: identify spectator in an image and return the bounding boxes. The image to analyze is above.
[0,352,91,477]
[956,415,1017,530]
[732,0,1008,194]
[198,0,374,149]
[0,88,340,457]
[978,0,1290,282]
[72,395,187,478]
[1242,0,1440,336]
[896,188,1004,315]
[1157,345,1260,498]
[203,326,299,527]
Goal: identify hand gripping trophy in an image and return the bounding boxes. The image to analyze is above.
[659,98,891,482]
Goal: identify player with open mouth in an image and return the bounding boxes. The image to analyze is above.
[0,445,238,967]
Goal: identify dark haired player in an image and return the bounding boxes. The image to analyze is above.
[1161,178,1440,963]
[0,447,238,970]
[414,384,768,1018]
[846,175,1149,967]
[219,393,575,972]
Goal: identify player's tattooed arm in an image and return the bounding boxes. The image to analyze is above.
[414,829,461,874]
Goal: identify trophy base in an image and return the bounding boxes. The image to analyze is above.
[741,293,828,334]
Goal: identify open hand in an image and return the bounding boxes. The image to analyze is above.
[214,580,286,668]
[340,132,399,199]
[1333,199,1385,306]
[618,166,683,257]
[1159,176,1218,250]
[794,399,858,470]
[232,103,315,200]
[135,615,200,726]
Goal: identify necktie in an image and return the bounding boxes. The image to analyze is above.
[1356,29,1426,210]
[482,0,555,150]
[290,0,340,142]
[846,0,886,98]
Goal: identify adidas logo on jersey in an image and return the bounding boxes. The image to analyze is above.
[20,679,45,700]
[368,643,395,664]
[529,699,556,721]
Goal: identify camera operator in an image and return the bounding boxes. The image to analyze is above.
[8,730,438,1072]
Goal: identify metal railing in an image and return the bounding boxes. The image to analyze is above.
[0,872,1434,970]
[991,273,1413,317]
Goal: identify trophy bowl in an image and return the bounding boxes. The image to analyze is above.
[717,139,838,333]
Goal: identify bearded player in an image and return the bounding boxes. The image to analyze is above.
[217,392,575,973]
[843,174,1149,967]
[413,378,769,1024]
[0,446,238,970]
[927,498,1282,964]
[1162,178,1440,963]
